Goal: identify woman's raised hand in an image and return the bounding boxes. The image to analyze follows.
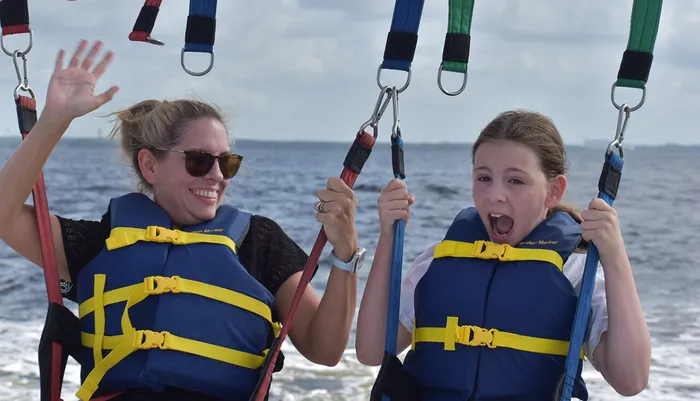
[43,39,119,123]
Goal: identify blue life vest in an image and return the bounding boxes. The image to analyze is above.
[403,207,589,401]
[74,193,281,401]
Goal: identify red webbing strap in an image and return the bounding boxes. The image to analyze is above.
[16,95,63,401]
[128,0,164,45]
[0,0,30,35]
[2,23,28,35]
[251,131,376,401]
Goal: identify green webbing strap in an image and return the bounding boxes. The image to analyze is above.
[612,0,663,109]
[437,0,475,96]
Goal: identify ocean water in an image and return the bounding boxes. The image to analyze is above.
[0,137,698,401]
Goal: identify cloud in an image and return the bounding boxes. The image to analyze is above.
[0,0,695,145]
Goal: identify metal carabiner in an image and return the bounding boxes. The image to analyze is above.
[606,103,630,158]
[390,85,401,139]
[358,86,393,137]
[12,50,33,99]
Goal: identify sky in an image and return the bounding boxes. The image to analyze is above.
[0,0,697,145]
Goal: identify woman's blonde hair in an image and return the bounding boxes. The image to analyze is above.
[107,99,227,192]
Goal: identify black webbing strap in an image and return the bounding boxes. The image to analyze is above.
[0,0,30,35]
[370,352,422,401]
[39,303,82,401]
[129,0,164,45]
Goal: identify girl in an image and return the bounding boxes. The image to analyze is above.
[356,110,650,400]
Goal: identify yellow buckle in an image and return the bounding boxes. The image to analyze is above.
[144,275,183,295]
[473,240,507,260]
[457,325,497,349]
[145,226,183,244]
[134,330,170,350]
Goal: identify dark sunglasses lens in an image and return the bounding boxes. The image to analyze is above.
[219,155,242,179]
[185,152,215,177]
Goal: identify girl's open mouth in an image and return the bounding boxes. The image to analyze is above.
[488,213,514,243]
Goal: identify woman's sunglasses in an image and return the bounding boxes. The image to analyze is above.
[156,148,243,179]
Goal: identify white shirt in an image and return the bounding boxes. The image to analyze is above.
[398,242,608,371]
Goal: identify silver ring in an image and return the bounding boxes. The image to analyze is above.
[315,201,325,213]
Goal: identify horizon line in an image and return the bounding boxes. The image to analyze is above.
[0,135,697,148]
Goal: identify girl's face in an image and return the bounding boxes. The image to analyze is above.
[471,139,566,246]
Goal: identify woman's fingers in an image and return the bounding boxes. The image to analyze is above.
[91,50,114,80]
[80,41,103,71]
[54,49,65,72]
[93,86,120,108]
[68,40,88,68]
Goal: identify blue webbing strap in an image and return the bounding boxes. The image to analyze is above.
[377,2,421,372]
[556,150,623,401]
[383,88,406,401]
[181,0,217,76]
[557,1,662,399]
[377,0,425,93]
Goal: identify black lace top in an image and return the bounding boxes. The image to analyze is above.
[55,211,314,401]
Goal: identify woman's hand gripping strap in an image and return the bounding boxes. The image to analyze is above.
[249,132,377,401]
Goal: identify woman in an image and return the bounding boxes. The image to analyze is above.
[356,110,650,400]
[0,40,365,401]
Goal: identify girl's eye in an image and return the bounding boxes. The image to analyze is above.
[476,176,491,182]
[509,178,524,184]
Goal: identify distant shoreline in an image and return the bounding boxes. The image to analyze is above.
[0,136,697,150]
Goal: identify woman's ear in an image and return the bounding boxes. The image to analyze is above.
[137,148,158,186]
[545,174,567,209]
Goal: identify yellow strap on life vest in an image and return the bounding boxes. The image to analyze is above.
[76,277,278,401]
[80,330,268,366]
[77,329,270,401]
[78,283,140,319]
[433,239,564,271]
[412,316,584,359]
[92,275,106,366]
[78,275,281,337]
[105,225,237,254]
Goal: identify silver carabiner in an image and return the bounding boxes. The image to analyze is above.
[358,86,393,136]
[606,103,630,158]
[12,50,33,99]
[390,85,400,138]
